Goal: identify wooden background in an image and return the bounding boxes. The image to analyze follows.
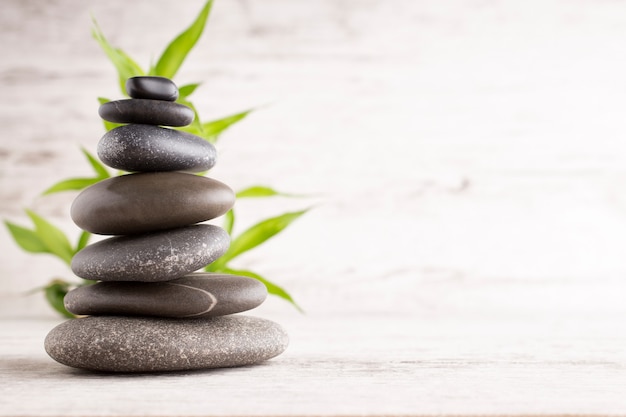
[2,0,625,319]
[2,1,626,415]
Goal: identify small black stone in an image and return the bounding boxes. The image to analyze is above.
[99,99,193,127]
[64,273,268,318]
[126,76,179,101]
[71,225,229,282]
[98,124,216,173]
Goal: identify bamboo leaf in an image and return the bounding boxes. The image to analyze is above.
[97,98,125,131]
[42,178,101,195]
[222,267,303,312]
[42,146,109,195]
[223,209,235,235]
[81,147,110,179]
[44,280,74,318]
[178,83,201,99]
[91,17,145,94]
[26,210,74,265]
[211,209,309,269]
[153,0,213,79]
[177,124,201,137]
[201,109,254,143]
[4,221,48,254]
[177,97,202,133]
[76,230,91,253]
[236,185,297,198]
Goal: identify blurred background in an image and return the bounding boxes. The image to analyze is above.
[1,0,626,320]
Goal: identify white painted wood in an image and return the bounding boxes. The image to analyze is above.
[3,0,626,318]
[2,1,626,413]
[2,308,626,416]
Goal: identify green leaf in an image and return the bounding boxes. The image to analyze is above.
[4,221,48,253]
[97,97,125,131]
[236,185,297,198]
[42,146,111,195]
[81,147,110,179]
[92,17,145,94]
[223,209,234,235]
[177,97,202,133]
[178,83,201,99]
[222,267,303,312]
[76,230,91,253]
[26,210,74,266]
[211,209,309,270]
[42,177,101,195]
[200,109,254,143]
[44,280,74,318]
[153,0,213,79]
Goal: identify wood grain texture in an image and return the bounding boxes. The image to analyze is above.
[3,0,626,318]
[1,311,626,416]
[1,1,626,413]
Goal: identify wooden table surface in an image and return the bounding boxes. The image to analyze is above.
[2,305,626,416]
[3,1,626,415]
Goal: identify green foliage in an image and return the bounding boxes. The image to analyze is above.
[5,210,78,266]
[207,210,309,310]
[221,267,303,313]
[24,210,75,266]
[43,148,111,195]
[91,17,144,94]
[202,109,255,144]
[45,280,75,318]
[3,0,308,316]
[208,210,309,272]
[4,221,48,254]
[178,83,201,98]
[151,0,213,78]
[236,185,297,198]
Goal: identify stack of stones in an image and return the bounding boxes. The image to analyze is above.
[45,76,288,373]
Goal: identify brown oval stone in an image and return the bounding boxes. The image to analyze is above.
[70,172,235,235]
[64,273,267,318]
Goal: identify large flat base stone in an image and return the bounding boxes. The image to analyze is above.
[44,315,288,372]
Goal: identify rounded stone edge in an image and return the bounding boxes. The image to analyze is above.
[64,273,268,318]
[44,316,289,373]
[96,124,217,173]
[126,76,179,101]
[69,172,235,236]
[70,225,230,282]
[98,99,193,127]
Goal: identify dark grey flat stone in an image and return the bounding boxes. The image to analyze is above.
[71,225,229,282]
[99,99,193,127]
[65,273,267,318]
[126,76,178,101]
[98,124,216,173]
[71,172,234,235]
[45,315,288,372]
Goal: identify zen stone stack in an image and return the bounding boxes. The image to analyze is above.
[44,76,289,373]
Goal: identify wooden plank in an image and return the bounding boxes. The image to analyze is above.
[1,311,626,416]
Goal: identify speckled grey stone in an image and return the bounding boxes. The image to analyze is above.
[71,225,229,282]
[65,273,267,318]
[45,315,288,372]
[98,124,216,173]
[71,172,235,235]
[99,99,193,127]
[126,76,178,101]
